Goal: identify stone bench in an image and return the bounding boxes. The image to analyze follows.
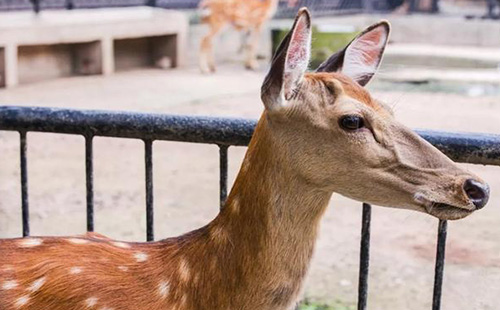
[0,7,188,88]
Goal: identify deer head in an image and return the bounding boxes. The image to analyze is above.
[260,8,489,220]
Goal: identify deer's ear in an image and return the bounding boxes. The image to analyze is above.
[261,8,312,111]
[316,21,390,86]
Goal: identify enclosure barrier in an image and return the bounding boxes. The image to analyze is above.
[1,106,499,310]
[0,0,437,15]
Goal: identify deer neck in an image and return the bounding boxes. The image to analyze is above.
[206,114,332,306]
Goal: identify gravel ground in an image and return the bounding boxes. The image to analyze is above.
[0,65,499,310]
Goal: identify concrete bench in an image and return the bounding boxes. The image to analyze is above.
[0,7,188,88]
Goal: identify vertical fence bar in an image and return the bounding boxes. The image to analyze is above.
[430,0,439,13]
[357,203,372,310]
[362,0,375,13]
[31,0,41,13]
[219,145,228,210]
[19,131,30,237]
[144,139,154,242]
[408,0,417,12]
[432,220,448,310]
[85,135,94,232]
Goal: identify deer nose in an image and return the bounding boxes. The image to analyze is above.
[463,179,490,210]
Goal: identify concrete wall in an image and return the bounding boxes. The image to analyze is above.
[16,41,104,85]
[11,35,178,85]
[3,9,499,85]
[0,7,188,88]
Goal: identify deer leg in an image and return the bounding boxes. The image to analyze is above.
[200,21,225,73]
[238,30,251,54]
[244,26,262,71]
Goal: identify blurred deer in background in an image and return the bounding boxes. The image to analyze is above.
[199,0,298,73]
[0,8,490,310]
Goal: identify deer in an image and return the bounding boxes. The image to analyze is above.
[199,0,297,73]
[0,8,490,310]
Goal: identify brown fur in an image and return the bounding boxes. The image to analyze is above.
[307,72,379,109]
[0,115,329,310]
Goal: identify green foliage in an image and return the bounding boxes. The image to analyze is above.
[297,298,355,310]
[271,27,358,69]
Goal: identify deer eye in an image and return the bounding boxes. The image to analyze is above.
[339,115,365,131]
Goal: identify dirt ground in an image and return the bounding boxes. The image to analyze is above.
[0,65,499,310]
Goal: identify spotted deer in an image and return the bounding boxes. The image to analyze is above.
[199,0,297,73]
[0,8,490,310]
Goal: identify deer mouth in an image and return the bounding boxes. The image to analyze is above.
[425,202,474,220]
[414,193,474,220]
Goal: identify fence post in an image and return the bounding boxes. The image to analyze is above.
[362,0,375,13]
[430,0,439,13]
[357,203,372,310]
[147,0,157,7]
[30,0,41,14]
[20,131,30,237]
[85,135,94,232]
[408,0,417,13]
[66,0,74,10]
[219,145,229,210]
[432,220,448,310]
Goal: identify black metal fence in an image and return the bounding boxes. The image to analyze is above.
[1,106,499,310]
[0,0,438,15]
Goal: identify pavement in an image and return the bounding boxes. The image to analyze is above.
[0,64,499,310]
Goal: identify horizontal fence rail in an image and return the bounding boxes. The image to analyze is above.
[1,106,500,164]
[0,0,414,14]
[1,105,499,310]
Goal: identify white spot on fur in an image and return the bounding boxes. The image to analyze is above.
[18,238,42,247]
[27,277,45,292]
[100,307,113,310]
[200,7,212,18]
[1,265,14,271]
[118,266,128,272]
[180,294,188,306]
[210,258,218,271]
[134,252,148,262]
[230,198,240,214]
[85,297,98,307]
[210,225,228,243]
[2,280,18,290]
[70,267,83,274]
[67,238,89,244]
[192,272,201,284]
[158,281,170,299]
[111,242,130,249]
[86,233,109,240]
[15,296,29,308]
[178,259,190,282]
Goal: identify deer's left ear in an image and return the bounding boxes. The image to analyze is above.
[316,21,390,86]
[261,8,312,111]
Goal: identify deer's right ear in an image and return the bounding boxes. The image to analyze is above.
[261,8,312,111]
[316,21,390,86]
